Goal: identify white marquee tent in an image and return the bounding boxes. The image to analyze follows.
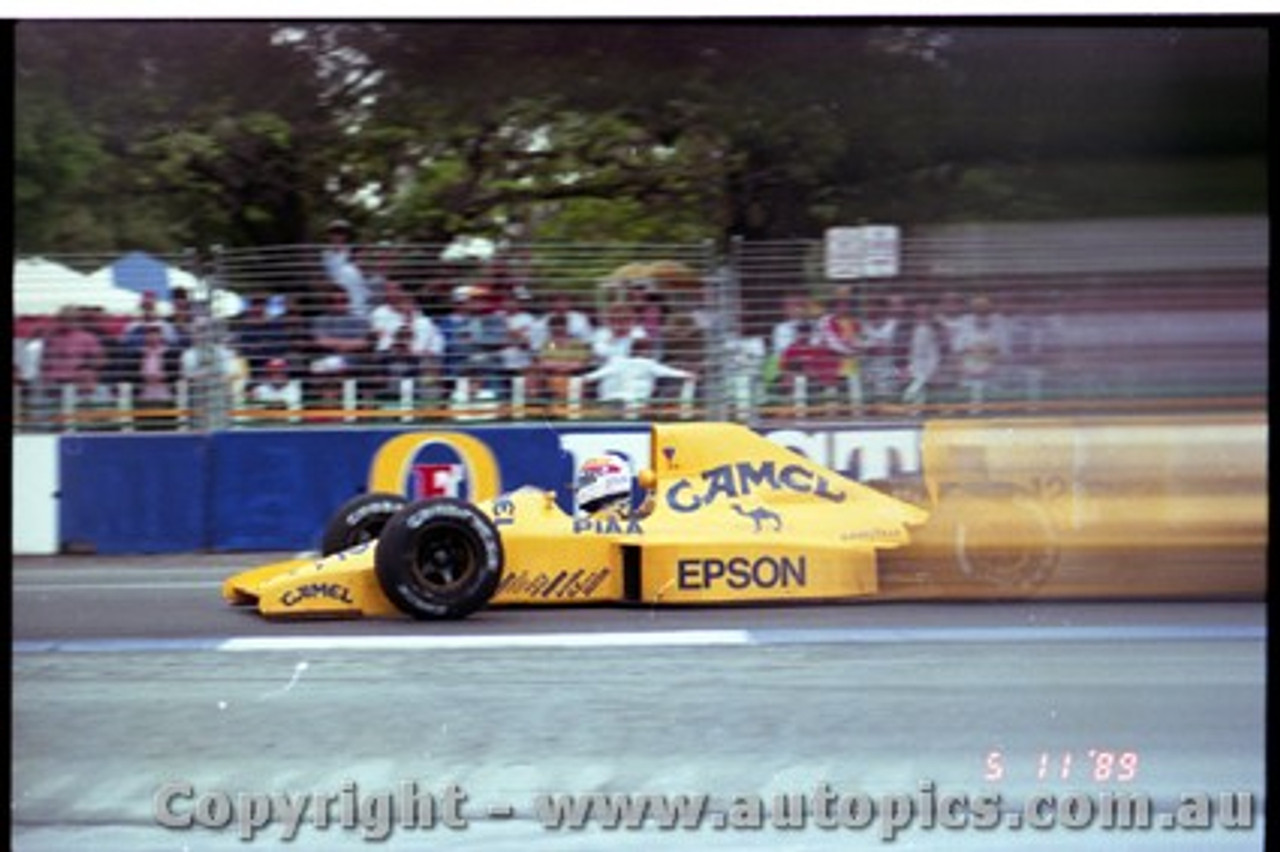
[14,258,144,315]
[14,252,245,318]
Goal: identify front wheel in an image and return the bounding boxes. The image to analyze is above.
[321,492,409,555]
[375,498,504,619]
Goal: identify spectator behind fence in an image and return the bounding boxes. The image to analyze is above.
[249,356,302,410]
[133,324,181,429]
[445,284,508,397]
[234,293,292,381]
[15,318,45,404]
[498,286,542,395]
[168,287,196,350]
[371,281,445,359]
[122,291,179,350]
[661,312,706,380]
[436,287,469,395]
[309,289,373,404]
[634,290,668,359]
[376,326,428,403]
[539,292,594,345]
[903,297,944,405]
[591,301,646,365]
[778,320,842,403]
[320,218,371,318]
[370,282,445,400]
[861,294,907,404]
[581,333,694,414]
[358,242,398,312]
[954,293,1011,405]
[41,307,107,400]
[771,294,812,358]
[180,319,245,386]
[1005,289,1067,403]
[814,285,862,389]
[932,290,971,399]
[534,312,593,403]
[270,295,315,381]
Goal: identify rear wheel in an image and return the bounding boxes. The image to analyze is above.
[952,495,1059,592]
[321,492,409,555]
[374,498,503,619]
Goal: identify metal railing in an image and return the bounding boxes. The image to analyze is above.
[12,217,1268,433]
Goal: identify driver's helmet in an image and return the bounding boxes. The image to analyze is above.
[575,454,633,516]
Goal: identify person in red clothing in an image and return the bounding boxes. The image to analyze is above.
[40,308,106,395]
[814,285,862,380]
[778,321,842,401]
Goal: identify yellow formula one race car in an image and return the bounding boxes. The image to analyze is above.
[223,422,933,620]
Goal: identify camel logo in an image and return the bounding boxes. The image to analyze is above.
[732,503,782,533]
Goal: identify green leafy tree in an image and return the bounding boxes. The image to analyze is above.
[14,22,1267,254]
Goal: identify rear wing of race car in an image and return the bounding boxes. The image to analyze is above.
[644,422,929,531]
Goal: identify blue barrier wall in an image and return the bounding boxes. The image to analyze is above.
[208,430,387,552]
[208,426,577,552]
[60,435,210,554]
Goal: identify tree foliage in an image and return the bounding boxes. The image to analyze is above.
[14,22,1268,254]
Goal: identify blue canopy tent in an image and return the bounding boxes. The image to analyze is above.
[87,252,244,317]
[93,251,181,300]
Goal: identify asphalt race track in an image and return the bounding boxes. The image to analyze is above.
[13,552,1267,852]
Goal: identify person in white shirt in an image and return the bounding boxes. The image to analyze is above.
[249,357,301,409]
[320,219,371,318]
[903,298,943,405]
[861,294,906,402]
[539,293,594,348]
[499,287,541,377]
[954,293,1011,408]
[771,295,812,357]
[580,335,694,415]
[180,325,244,384]
[369,282,445,360]
[590,301,645,364]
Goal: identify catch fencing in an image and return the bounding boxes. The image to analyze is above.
[12,216,1268,433]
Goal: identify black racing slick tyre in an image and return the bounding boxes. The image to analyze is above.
[374,498,504,620]
[321,492,409,556]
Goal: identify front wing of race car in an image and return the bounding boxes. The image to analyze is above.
[223,546,402,619]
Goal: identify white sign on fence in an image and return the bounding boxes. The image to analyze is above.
[824,225,900,279]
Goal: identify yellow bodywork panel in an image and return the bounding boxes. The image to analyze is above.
[222,547,400,618]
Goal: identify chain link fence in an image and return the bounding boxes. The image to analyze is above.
[13,217,1267,433]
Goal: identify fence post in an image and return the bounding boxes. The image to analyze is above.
[510,376,527,420]
[793,375,808,420]
[342,379,357,423]
[567,377,583,421]
[61,384,77,433]
[230,379,247,426]
[679,378,697,421]
[847,372,865,417]
[175,380,191,431]
[400,378,415,423]
[730,373,752,422]
[117,382,134,432]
